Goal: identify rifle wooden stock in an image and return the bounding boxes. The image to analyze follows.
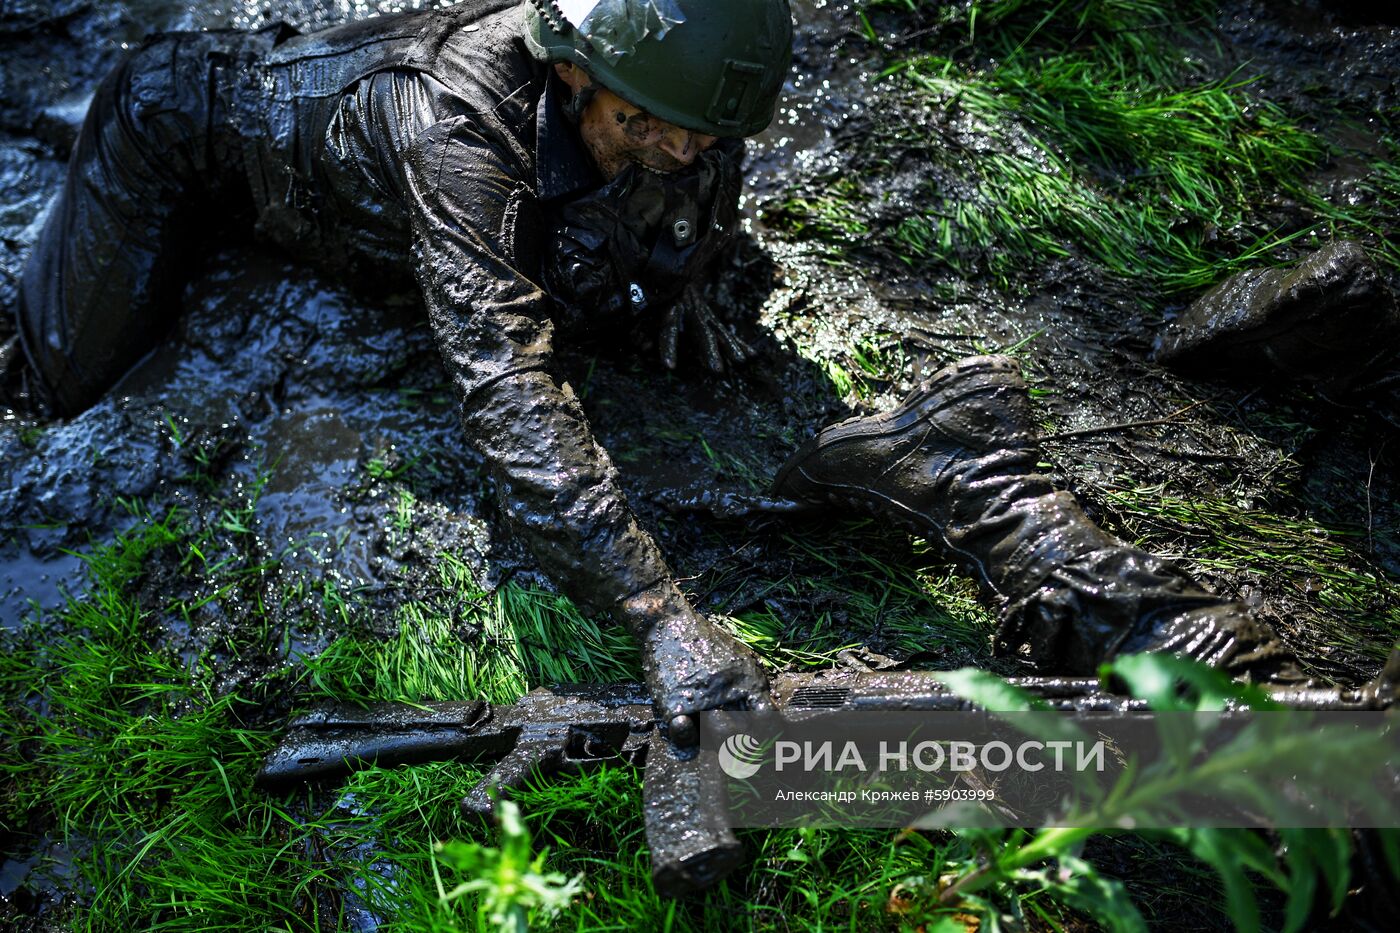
[642,731,744,898]
[256,700,500,789]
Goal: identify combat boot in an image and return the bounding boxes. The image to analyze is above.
[1154,240,1400,397]
[772,355,1300,681]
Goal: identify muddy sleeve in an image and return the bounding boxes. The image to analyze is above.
[388,95,680,616]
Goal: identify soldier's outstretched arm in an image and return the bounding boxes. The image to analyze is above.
[394,105,766,731]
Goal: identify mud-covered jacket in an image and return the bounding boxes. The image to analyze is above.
[238,0,702,616]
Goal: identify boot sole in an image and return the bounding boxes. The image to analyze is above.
[771,355,1029,501]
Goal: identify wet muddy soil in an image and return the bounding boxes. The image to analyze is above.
[2,0,1397,666]
[2,0,1399,918]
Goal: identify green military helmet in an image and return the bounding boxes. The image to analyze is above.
[524,0,793,138]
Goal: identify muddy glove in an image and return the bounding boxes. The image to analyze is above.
[617,578,771,746]
[658,285,754,373]
[546,140,746,369]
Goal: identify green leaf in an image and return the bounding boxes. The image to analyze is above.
[1379,829,1400,884]
[1266,827,1357,930]
[1104,652,1280,711]
[1168,828,1265,932]
[937,668,1048,711]
[1020,853,1148,933]
[1275,828,1323,932]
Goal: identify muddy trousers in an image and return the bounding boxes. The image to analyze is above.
[13,31,261,417]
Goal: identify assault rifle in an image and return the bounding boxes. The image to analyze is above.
[255,667,1391,896]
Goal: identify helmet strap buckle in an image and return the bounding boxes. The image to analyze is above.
[557,75,600,124]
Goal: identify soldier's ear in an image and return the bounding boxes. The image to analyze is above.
[554,62,589,94]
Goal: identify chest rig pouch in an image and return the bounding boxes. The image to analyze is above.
[546,138,743,332]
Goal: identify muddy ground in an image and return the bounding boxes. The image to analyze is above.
[1,0,1399,924]
[4,0,1397,660]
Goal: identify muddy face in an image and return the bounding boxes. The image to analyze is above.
[554,63,718,178]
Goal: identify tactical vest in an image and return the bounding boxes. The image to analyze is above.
[234,0,529,262]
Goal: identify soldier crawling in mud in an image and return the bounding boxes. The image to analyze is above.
[2,0,1394,739]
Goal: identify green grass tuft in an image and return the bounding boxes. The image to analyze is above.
[301,556,640,707]
[773,0,1397,293]
[1094,481,1400,660]
[0,507,1001,931]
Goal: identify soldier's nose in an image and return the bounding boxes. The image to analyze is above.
[657,126,717,167]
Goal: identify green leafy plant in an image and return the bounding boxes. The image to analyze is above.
[433,799,583,932]
[929,654,1399,932]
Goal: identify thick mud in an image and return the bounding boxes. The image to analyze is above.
[0,0,842,639]
[3,0,1397,662]
[2,0,1399,917]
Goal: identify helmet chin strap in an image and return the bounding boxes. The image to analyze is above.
[558,74,600,125]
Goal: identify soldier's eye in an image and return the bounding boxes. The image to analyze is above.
[615,111,627,124]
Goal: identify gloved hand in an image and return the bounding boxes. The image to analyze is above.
[617,579,771,746]
[659,285,754,373]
